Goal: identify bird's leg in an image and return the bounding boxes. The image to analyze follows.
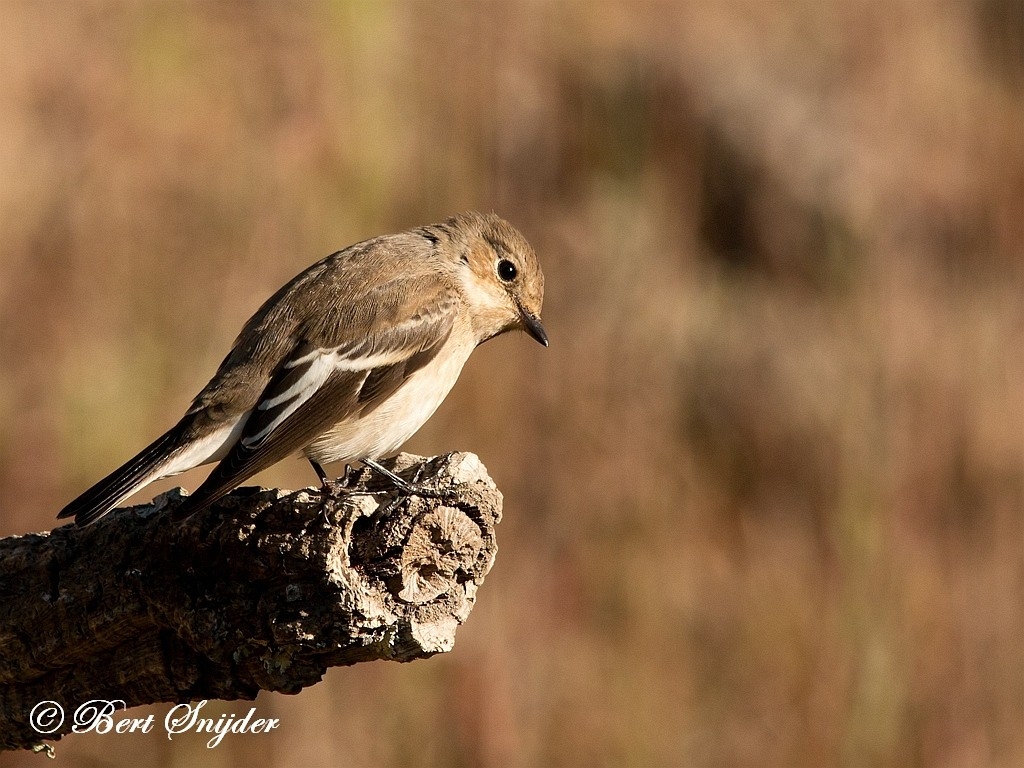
[309,459,330,486]
[310,458,369,498]
[361,457,446,499]
[308,459,339,526]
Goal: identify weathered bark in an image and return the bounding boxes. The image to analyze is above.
[0,452,501,752]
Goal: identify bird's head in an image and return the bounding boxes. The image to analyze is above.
[444,211,547,347]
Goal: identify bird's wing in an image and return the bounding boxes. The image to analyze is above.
[175,279,459,517]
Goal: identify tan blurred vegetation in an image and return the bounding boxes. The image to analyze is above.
[2,1,1024,766]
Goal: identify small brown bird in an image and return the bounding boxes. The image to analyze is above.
[58,211,547,526]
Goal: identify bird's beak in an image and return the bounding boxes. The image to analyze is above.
[517,302,549,347]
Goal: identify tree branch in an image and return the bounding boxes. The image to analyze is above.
[0,452,502,752]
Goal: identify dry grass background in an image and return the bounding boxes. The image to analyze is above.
[2,1,1024,766]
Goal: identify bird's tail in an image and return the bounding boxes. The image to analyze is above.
[57,430,181,527]
[169,482,230,522]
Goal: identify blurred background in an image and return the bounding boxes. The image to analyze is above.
[2,1,1023,766]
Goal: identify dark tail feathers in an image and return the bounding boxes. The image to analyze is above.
[57,430,180,526]
[168,488,221,522]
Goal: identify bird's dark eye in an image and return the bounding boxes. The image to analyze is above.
[497,259,518,282]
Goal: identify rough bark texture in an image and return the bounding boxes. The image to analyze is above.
[0,452,501,752]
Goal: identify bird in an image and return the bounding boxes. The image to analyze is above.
[57,211,547,526]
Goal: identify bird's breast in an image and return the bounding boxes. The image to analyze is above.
[304,327,477,463]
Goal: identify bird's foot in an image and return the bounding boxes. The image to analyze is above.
[306,460,358,495]
[361,457,452,500]
[309,458,454,526]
